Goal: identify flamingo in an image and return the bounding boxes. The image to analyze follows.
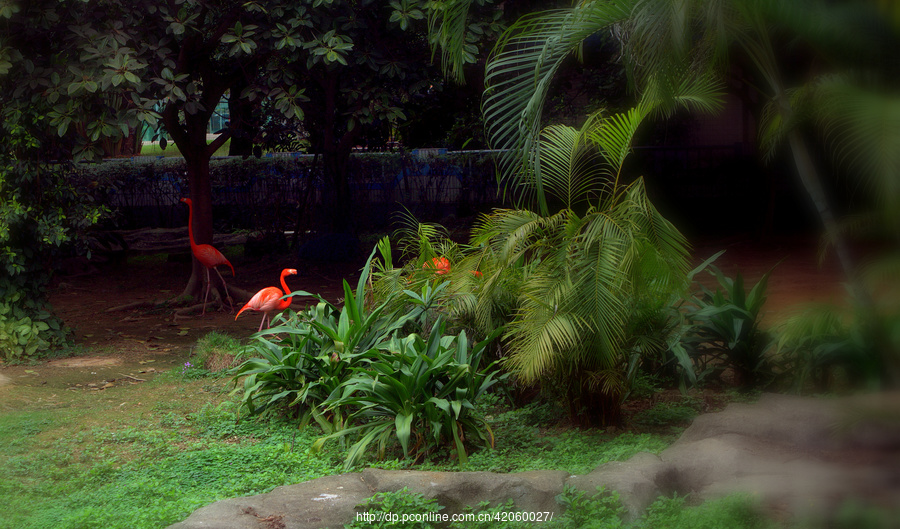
[235,268,298,332]
[180,197,235,316]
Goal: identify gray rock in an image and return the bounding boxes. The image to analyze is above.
[657,392,900,519]
[567,452,669,521]
[167,392,900,528]
[168,474,372,529]
[360,468,569,515]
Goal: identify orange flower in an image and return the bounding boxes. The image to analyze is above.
[470,270,483,278]
[424,256,451,275]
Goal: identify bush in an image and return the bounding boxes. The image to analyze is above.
[192,332,242,373]
[774,304,895,391]
[230,245,415,421]
[0,123,101,361]
[676,261,775,391]
[314,320,504,468]
[231,244,504,468]
[631,400,700,431]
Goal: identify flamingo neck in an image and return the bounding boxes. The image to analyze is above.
[279,271,293,309]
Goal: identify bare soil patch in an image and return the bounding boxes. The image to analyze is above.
[1,232,846,397]
[48,357,124,368]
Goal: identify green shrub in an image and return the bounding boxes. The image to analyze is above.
[0,135,97,361]
[231,244,504,468]
[230,245,418,424]
[639,494,777,529]
[553,486,628,529]
[774,304,893,391]
[677,261,775,390]
[314,320,504,469]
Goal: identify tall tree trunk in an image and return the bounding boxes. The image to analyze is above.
[786,131,868,302]
[183,152,214,300]
[165,103,230,303]
[786,129,899,387]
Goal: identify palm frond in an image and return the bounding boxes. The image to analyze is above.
[391,208,449,264]
[757,85,812,162]
[645,69,726,118]
[426,0,479,84]
[538,123,609,209]
[623,0,734,93]
[505,281,598,383]
[622,178,690,274]
[815,78,900,213]
[483,1,635,212]
[585,104,652,187]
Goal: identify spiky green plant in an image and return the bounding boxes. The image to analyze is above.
[313,320,504,469]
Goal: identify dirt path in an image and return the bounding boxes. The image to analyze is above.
[0,248,362,391]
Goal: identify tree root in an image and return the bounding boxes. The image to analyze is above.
[227,284,255,305]
[105,284,255,318]
[105,298,172,312]
[173,302,216,319]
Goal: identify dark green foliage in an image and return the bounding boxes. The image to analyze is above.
[460,399,668,475]
[315,321,504,468]
[639,493,777,529]
[232,244,504,468]
[677,262,774,390]
[553,486,628,529]
[774,304,895,391]
[229,248,409,423]
[0,122,102,361]
[631,400,701,431]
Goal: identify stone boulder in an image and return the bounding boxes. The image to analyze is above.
[168,392,900,528]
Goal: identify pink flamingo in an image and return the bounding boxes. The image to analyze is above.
[235,268,298,332]
[181,198,235,315]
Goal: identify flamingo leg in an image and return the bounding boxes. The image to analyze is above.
[213,266,234,313]
[202,267,212,316]
[257,314,267,333]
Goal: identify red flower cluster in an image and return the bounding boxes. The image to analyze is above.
[423,256,451,275]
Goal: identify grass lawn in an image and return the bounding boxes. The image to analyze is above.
[0,336,854,529]
[138,140,231,158]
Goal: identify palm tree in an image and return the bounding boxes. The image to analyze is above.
[477,0,899,304]
[457,0,900,387]
[458,87,719,425]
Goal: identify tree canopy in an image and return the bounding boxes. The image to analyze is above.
[1,0,505,303]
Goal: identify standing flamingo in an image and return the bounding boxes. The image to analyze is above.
[181,198,235,316]
[235,268,298,331]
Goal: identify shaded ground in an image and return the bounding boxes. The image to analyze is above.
[1,232,846,393]
[51,245,363,358]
